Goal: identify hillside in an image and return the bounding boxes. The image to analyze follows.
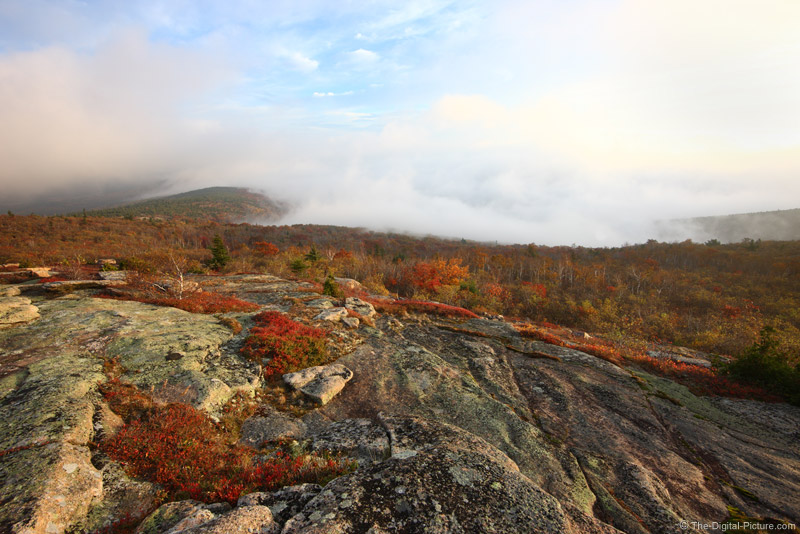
[78,186,287,222]
[655,208,800,243]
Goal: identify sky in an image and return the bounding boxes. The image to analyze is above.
[1,0,799,245]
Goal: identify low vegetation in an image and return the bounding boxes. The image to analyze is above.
[241,311,329,378]
[2,212,799,404]
[99,378,353,506]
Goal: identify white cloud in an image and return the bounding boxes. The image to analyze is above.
[348,48,379,64]
[313,90,354,97]
[283,50,319,72]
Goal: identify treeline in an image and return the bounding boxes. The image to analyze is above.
[2,213,799,359]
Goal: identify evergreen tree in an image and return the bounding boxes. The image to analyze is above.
[304,245,321,264]
[208,234,231,270]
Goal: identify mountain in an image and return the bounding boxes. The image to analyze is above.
[655,208,800,243]
[78,186,287,222]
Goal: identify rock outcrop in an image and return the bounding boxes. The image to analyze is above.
[0,273,798,533]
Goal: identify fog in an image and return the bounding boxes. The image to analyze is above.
[1,1,799,246]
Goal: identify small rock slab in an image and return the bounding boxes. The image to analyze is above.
[0,285,21,297]
[42,279,126,293]
[313,307,348,322]
[239,411,307,448]
[305,299,335,310]
[237,484,322,525]
[647,350,712,368]
[283,364,353,405]
[0,295,39,327]
[310,418,390,465]
[134,500,279,534]
[344,297,376,318]
[98,270,131,281]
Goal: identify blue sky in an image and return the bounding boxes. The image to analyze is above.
[1,1,799,244]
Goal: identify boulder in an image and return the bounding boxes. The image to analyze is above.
[24,267,52,278]
[312,308,347,322]
[283,364,353,405]
[341,317,359,329]
[344,297,376,319]
[332,278,364,292]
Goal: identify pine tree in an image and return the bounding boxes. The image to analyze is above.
[208,234,231,270]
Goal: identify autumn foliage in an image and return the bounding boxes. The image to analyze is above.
[365,297,479,319]
[240,311,328,378]
[99,380,353,505]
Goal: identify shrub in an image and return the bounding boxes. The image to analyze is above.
[100,389,353,505]
[322,275,342,298]
[241,311,328,379]
[365,298,479,319]
[725,326,800,405]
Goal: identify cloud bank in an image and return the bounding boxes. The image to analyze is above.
[1,1,799,245]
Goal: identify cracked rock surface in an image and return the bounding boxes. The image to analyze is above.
[1,274,798,533]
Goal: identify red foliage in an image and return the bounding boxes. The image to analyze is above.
[101,398,353,505]
[409,258,469,293]
[253,241,280,256]
[521,281,547,299]
[514,324,626,365]
[0,439,53,459]
[721,305,742,319]
[626,353,780,402]
[365,297,479,319]
[102,290,259,314]
[240,311,328,378]
[516,321,779,401]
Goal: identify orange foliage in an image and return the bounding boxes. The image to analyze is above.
[410,258,468,293]
[253,241,279,256]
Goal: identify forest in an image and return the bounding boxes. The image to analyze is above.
[2,212,799,366]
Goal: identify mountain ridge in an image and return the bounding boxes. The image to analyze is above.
[76,186,287,223]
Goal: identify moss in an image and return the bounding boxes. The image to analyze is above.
[722,481,760,502]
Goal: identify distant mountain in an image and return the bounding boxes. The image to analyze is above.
[655,208,800,243]
[78,186,287,222]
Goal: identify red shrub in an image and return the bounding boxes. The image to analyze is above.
[241,312,328,378]
[365,298,479,319]
[626,353,780,402]
[101,400,353,505]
